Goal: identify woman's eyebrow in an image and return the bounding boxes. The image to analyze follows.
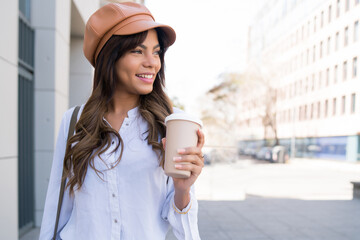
[139,44,160,50]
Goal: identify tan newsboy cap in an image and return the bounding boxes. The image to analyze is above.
[83,2,176,67]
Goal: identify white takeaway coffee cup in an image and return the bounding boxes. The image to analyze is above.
[164,113,203,178]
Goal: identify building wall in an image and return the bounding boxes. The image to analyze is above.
[33,0,100,227]
[32,0,72,226]
[0,1,19,240]
[69,37,93,107]
[242,0,360,161]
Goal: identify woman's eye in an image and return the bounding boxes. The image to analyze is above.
[154,50,162,55]
[131,49,142,54]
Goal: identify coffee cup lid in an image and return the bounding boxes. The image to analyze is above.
[165,113,203,127]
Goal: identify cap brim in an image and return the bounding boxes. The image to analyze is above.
[113,20,176,47]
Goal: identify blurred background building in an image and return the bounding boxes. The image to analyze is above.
[236,0,360,162]
[0,0,142,239]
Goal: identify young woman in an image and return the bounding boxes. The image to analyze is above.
[39,2,205,240]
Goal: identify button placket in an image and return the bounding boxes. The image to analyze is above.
[107,154,121,240]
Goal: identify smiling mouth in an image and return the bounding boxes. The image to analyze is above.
[135,74,154,79]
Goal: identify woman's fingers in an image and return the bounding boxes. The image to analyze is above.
[173,154,204,167]
[162,137,166,149]
[174,162,203,177]
[196,129,205,148]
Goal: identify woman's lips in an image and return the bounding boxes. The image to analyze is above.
[136,73,154,83]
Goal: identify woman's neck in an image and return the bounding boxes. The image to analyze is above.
[108,93,139,116]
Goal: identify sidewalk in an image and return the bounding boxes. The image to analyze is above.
[22,197,360,240]
[22,158,360,240]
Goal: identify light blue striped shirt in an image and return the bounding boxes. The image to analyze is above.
[39,105,200,240]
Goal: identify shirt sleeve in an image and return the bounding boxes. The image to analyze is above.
[161,177,201,240]
[39,108,75,240]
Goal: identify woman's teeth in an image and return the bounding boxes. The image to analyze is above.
[137,74,153,79]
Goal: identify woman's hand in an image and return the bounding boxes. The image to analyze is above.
[162,129,205,210]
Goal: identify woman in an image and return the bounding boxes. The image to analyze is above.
[39,2,204,240]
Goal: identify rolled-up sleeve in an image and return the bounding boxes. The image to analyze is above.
[161,177,201,240]
[39,108,75,240]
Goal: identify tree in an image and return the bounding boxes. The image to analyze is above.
[201,64,280,149]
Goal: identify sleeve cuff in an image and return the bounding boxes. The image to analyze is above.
[172,193,193,214]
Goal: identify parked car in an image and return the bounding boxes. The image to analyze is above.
[203,153,211,165]
[271,145,289,163]
[256,147,273,161]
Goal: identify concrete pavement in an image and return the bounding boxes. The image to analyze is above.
[167,158,360,239]
[21,158,360,240]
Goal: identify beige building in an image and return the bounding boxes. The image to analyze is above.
[0,0,143,239]
[240,0,360,161]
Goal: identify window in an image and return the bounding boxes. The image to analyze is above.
[333,98,337,115]
[311,103,314,119]
[304,105,308,120]
[353,57,358,78]
[354,21,359,42]
[305,77,308,93]
[312,74,315,90]
[321,11,324,27]
[313,45,316,62]
[319,71,322,88]
[328,5,332,23]
[289,84,292,98]
[346,0,350,11]
[314,16,317,32]
[296,30,299,44]
[344,26,349,46]
[302,25,305,40]
[326,68,330,85]
[307,21,310,36]
[335,32,339,51]
[317,101,321,118]
[306,48,310,64]
[320,41,323,58]
[337,0,341,17]
[334,65,338,83]
[342,96,346,114]
[325,99,329,117]
[301,52,304,66]
[351,93,356,113]
[288,109,291,122]
[327,37,331,55]
[343,61,347,80]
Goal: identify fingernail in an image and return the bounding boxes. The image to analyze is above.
[177,149,185,154]
[175,164,182,169]
[173,156,182,161]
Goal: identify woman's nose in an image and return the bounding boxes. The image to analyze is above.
[143,54,159,68]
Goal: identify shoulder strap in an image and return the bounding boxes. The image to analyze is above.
[52,106,80,240]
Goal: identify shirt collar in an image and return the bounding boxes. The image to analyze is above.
[127,105,139,119]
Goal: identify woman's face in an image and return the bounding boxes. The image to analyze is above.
[115,29,161,97]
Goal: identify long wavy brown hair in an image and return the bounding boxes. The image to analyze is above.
[63,29,173,196]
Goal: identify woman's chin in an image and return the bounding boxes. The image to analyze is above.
[138,87,153,95]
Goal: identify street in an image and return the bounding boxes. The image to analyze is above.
[22,158,360,240]
[165,158,360,240]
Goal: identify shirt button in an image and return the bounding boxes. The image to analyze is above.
[112,141,114,144]
[125,123,129,126]
[114,219,118,223]
[112,193,116,197]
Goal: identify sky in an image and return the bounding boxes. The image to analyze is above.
[146,0,264,115]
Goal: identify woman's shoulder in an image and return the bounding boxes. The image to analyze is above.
[63,104,85,120]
